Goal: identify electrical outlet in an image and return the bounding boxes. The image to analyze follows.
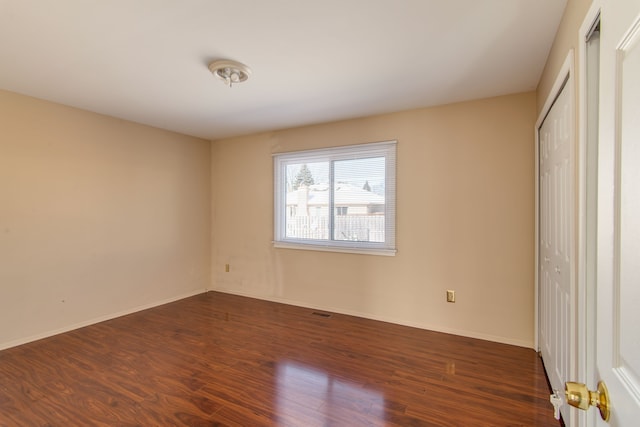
[225,263,230,272]
[446,290,455,303]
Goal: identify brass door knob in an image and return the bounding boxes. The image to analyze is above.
[565,381,610,422]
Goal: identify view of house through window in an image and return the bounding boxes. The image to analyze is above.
[274,141,396,255]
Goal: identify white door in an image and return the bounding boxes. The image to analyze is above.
[539,76,574,424]
[594,0,640,425]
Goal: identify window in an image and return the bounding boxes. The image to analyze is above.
[274,141,396,255]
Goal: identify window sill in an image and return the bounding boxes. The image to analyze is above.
[273,241,397,256]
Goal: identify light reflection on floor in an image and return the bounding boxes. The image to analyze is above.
[275,360,385,425]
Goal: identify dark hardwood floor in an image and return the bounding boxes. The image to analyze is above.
[0,291,559,426]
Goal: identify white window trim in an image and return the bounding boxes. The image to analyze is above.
[272,241,397,256]
[273,140,397,256]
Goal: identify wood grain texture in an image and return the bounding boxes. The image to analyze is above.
[0,291,560,426]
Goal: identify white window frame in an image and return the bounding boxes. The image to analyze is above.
[273,140,396,256]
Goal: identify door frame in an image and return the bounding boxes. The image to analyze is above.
[577,2,602,426]
[534,50,577,424]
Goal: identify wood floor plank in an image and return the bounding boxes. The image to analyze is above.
[0,291,560,426]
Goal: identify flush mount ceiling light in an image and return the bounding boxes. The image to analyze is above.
[208,59,251,87]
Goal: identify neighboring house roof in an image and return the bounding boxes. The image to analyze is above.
[286,183,384,206]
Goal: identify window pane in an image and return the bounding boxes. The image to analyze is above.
[333,157,385,242]
[284,161,329,240]
[274,140,396,255]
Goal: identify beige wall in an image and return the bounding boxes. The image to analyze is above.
[212,92,537,347]
[0,90,211,349]
[0,0,592,351]
[537,0,592,113]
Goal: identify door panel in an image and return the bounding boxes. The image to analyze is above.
[597,0,640,424]
[618,13,640,394]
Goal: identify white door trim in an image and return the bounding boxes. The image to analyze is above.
[577,3,602,427]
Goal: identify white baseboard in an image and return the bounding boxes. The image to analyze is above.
[211,287,534,349]
[2,287,533,351]
[0,289,207,351]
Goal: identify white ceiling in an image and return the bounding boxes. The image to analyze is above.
[0,0,566,140]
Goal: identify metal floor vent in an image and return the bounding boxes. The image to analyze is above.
[312,311,332,318]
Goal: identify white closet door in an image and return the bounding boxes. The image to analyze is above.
[539,77,574,424]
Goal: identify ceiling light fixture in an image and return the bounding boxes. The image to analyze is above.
[208,59,251,88]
